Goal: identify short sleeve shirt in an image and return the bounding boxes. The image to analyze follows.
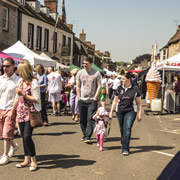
[114,84,141,113]
[47,72,64,94]
[0,73,20,110]
[76,68,101,100]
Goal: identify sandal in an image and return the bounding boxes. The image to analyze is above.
[30,164,38,171]
[16,162,30,168]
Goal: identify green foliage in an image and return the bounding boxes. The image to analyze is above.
[116,61,128,67]
[120,69,125,75]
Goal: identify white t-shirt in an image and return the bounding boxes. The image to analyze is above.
[47,72,64,94]
[112,78,121,90]
[101,78,108,88]
[0,73,20,110]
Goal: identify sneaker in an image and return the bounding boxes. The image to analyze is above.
[84,137,90,143]
[81,136,85,141]
[97,143,100,147]
[8,143,19,158]
[56,112,62,116]
[122,150,129,156]
[51,112,56,116]
[99,147,103,151]
[0,155,9,165]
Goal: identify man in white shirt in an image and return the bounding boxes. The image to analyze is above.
[0,58,20,165]
[110,75,122,103]
[47,66,64,116]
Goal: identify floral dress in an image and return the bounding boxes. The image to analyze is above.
[94,115,109,135]
[17,80,36,123]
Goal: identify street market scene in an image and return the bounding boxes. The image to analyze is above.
[1,0,180,180]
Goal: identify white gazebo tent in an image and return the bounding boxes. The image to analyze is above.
[40,52,70,72]
[3,41,56,67]
[156,53,180,112]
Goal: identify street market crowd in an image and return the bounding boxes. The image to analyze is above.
[0,57,142,171]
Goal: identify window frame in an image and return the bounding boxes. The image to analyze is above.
[44,28,49,52]
[53,32,57,53]
[27,23,34,49]
[68,37,71,56]
[2,7,9,31]
[36,26,42,50]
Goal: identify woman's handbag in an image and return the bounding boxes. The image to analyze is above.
[29,111,43,128]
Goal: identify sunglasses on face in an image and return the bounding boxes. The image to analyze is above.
[2,65,13,68]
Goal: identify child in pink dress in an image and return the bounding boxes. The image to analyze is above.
[93,107,110,151]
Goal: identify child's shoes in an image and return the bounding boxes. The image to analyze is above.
[99,147,103,151]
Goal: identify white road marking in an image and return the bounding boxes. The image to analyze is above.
[156,129,180,134]
[153,151,174,157]
[169,118,180,121]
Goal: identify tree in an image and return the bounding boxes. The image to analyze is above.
[116,61,128,67]
[120,69,125,75]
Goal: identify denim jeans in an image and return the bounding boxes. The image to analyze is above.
[41,92,48,123]
[78,99,98,138]
[19,121,36,157]
[116,111,137,152]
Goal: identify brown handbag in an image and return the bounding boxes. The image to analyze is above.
[29,111,43,128]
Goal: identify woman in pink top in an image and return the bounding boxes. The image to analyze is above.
[11,60,41,171]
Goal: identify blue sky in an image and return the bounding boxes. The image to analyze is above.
[40,0,180,62]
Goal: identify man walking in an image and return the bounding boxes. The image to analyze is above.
[0,58,20,165]
[47,66,64,116]
[76,57,101,142]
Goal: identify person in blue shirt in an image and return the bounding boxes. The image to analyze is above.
[36,64,48,126]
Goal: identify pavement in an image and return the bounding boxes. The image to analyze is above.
[0,100,180,180]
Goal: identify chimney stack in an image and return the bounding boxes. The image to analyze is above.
[79,29,86,42]
[177,25,180,31]
[67,24,73,31]
[44,0,58,12]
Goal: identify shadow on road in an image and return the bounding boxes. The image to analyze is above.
[38,154,95,169]
[130,145,175,154]
[33,131,76,136]
[50,122,78,126]
[14,154,96,169]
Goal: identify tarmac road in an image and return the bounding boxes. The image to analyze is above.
[1,102,180,180]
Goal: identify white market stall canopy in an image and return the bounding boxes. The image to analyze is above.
[157,52,180,71]
[3,41,56,67]
[40,52,70,72]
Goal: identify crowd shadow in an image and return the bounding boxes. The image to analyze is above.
[14,154,96,169]
[33,131,76,136]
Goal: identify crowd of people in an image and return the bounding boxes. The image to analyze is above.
[0,57,142,171]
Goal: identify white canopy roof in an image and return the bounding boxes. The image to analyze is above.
[40,52,70,72]
[3,41,56,67]
[103,68,114,76]
[157,52,180,71]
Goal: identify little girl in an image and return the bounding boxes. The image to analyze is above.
[93,107,110,151]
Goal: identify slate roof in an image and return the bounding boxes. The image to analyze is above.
[16,0,74,34]
[168,29,180,45]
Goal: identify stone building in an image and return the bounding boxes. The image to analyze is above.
[160,25,180,61]
[0,0,18,50]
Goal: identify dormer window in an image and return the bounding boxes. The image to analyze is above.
[18,0,25,6]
